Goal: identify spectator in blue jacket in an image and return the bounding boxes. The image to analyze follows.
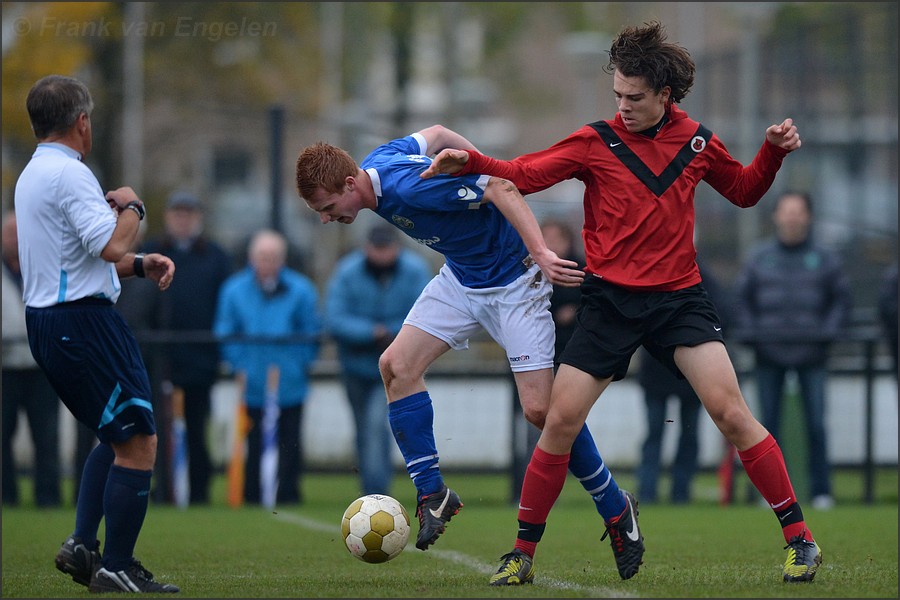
[325,224,432,495]
[214,229,321,505]
[735,191,852,510]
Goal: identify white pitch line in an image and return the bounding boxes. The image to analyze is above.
[275,511,636,597]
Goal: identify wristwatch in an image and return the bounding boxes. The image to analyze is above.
[124,200,145,221]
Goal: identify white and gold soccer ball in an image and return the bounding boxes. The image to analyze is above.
[341,494,411,563]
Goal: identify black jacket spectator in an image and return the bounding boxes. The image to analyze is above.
[734,236,852,366]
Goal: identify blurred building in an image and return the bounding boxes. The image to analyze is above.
[2,2,895,327]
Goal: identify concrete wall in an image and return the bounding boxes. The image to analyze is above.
[11,373,898,475]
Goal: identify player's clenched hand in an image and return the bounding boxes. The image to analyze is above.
[765,118,801,152]
[143,253,175,291]
[534,250,585,288]
[420,149,470,179]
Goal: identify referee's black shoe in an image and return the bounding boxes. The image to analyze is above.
[55,536,101,587]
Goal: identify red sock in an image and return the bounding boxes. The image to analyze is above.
[739,434,813,542]
[513,446,569,557]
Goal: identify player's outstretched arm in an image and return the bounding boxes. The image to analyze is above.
[417,124,479,156]
[420,148,470,179]
[484,177,584,288]
[765,118,801,152]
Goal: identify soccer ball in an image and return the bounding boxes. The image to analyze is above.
[341,494,411,563]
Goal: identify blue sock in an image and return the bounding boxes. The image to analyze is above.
[101,465,151,571]
[73,443,114,545]
[388,391,443,500]
[568,424,625,520]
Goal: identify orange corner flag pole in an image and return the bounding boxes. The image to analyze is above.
[227,372,251,508]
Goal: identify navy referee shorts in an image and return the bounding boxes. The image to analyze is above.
[26,298,156,444]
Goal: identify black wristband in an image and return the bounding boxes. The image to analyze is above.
[133,253,146,278]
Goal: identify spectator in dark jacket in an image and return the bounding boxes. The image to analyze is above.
[734,191,852,510]
[637,258,730,504]
[2,211,62,508]
[140,190,234,505]
[540,218,584,365]
[511,217,583,502]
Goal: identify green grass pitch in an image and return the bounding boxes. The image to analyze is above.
[2,469,897,597]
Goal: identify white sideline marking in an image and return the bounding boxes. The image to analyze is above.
[276,511,336,533]
[275,511,635,597]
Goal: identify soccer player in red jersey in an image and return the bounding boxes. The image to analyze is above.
[422,21,821,585]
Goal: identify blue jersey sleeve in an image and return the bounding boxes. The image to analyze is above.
[362,135,529,289]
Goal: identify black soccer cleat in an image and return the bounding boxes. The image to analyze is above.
[55,536,101,587]
[415,485,463,550]
[89,560,180,593]
[600,490,645,580]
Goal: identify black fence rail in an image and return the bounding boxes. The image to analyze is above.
[728,325,896,504]
[120,322,897,506]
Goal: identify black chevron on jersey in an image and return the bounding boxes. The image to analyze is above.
[588,121,712,197]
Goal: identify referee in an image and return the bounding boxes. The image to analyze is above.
[15,74,179,594]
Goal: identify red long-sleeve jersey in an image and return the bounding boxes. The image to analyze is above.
[460,105,789,291]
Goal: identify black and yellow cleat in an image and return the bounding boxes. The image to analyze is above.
[783,535,822,582]
[489,549,535,586]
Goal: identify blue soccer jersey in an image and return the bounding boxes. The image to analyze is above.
[362,134,530,289]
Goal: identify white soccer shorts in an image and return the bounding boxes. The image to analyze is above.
[404,262,555,372]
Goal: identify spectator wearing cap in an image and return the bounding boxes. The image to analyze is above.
[139,189,235,505]
[324,224,433,496]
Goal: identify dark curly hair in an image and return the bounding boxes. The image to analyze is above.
[604,21,695,104]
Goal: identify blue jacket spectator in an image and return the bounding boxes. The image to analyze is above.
[326,227,432,379]
[214,240,321,408]
[214,229,321,505]
[325,224,432,496]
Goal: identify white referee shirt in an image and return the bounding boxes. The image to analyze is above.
[15,143,120,307]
